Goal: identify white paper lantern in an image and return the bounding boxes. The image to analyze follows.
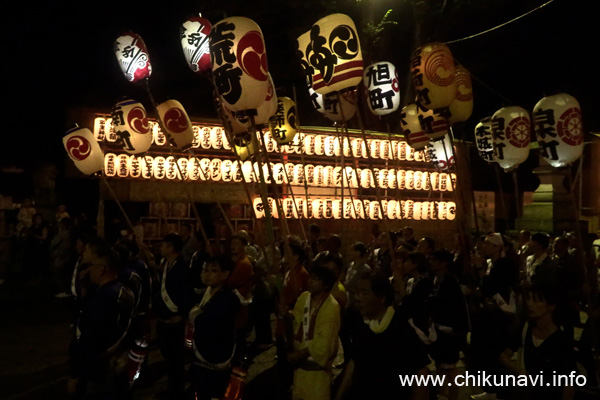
[439,173,449,191]
[387,169,397,189]
[405,170,415,190]
[104,153,117,177]
[413,202,422,221]
[491,106,531,171]
[343,167,358,188]
[180,16,212,74]
[411,42,457,110]
[269,96,297,144]
[210,17,269,112]
[369,139,381,159]
[401,104,430,150]
[376,168,388,189]
[231,160,244,182]
[418,106,450,141]
[426,134,455,171]
[63,127,105,176]
[312,199,325,219]
[368,201,381,220]
[188,157,201,181]
[429,171,439,191]
[210,127,225,149]
[253,197,266,219]
[305,164,316,185]
[191,126,201,148]
[141,156,153,179]
[324,136,336,156]
[448,65,474,124]
[323,166,334,187]
[282,198,298,219]
[165,156,178,180]
[360,169,373,188]
[221,159,233,182]
[447,202,457,220]
[304,134,316,155]
[111,99,152,154]
[293,164,305,185]
[323,199,334,219]
[413,171,423,190]
[157,99,195,150]
[533,93,584,168]
[397,169,406,189]
[314,165,324,187]
[93,117,107,141]
[364,61,401,115]
[314,135,326,156]
[222,128,231,150]
[295,198,308,219]
[380,140,391,160]
[333,167,343,187]
[308,13,363,94]
[474,117,495,163]
[387,200,398,220]
[114,32,152,82]
[116,154,130,178]
[323,89,357,122]
[199,158,211,181]
[129,156,142,178]
[332,200,343,219]
[153,156,166,179]
[353,199,365,219]
[421,171,430,190]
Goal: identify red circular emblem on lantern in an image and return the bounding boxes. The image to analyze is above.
[128,106,149,134]
[163,108,188,133]
[506,117,530,148]
[424,49,455,87]
[557,107,583,146]
[66,136,91,160]
[237,31,268,81]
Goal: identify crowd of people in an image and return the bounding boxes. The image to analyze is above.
[2,201,600,400]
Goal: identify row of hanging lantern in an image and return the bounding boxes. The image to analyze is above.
[473,93,584,170]
[253,197,456,221]
[103,153,455,190]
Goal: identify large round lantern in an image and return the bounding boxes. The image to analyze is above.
[232,132,256,161]
[411,42,456,110]
[157,99,195,150]
[296,30,314,88]
[269,97,298,144]
[533,93,583,168]
[400,104,429,150]
[474,117,495,162]
[63,127,105,175]
[180,16,212,74]
[491,106,531,170]
[426,134,455,170]
[308,14,363,94]
[111,99,152,154]
[114,32,152,82]
[253,74,278,126]
[210,17,269,112]
[323,89,357,122]
[448,65,473,124]
[363,61,400,115]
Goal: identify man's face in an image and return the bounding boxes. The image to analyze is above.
[201,262,229,287]
[356,278,382,319]
[525,293,554,320]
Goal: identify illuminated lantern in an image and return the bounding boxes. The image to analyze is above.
[293,164,305,185]
[129,156,142,178]
[426,134,455,170]
[305,164,315,185]
[314,135,326,155]
[430,171,439,191]
[324,136,336,156]
[304,135,316,155]
[323,166,335,187]
[222,128,231,150]
[397,170,406,190]
[333,137,342,156]
[272,163,286,185]
[153,156,166,179]
[418,105,450,141]
[369,139,381,159]
[376,168,389,189]
[308,87,325,114]
[282,198,297,219]
[152,122,167,146]
[414,171,423,190]
[63,127,105,175]
[269,97,297,144]
[312,199,325,219]
[165,156,178,180]
[324,199,334,219]
[414,149,425,162]
[253,197,266,218]
[401,104,429,150]
[176,157,189,180]
[343,167,358,188]
[114,32,152,82]
[437,202,446,220]
[221,159,233,182]
[308,13,363,94]
[380,140,391,160]
[210,17,269,112]
[411,42,456,110]
[448,65,474,124]
[439,172,449,191]
[387,169,397,189]
[353,199,365,219]
[232,132,256,161]
[104,119,118,143]
[314,165,324,187]
[263,130,276,153]
[413,202,422,221]
[191,126,201,148]
[104,153,117,177]
[231,160,243,182]
[332,200,343,219]
[341,199,353,219]
[188,157,201,180]
[368,201,382,220]
[323,89,357,122]
[398,142,407,160]
[210,127,225,149]
[421,171,430,190]
[253,163,269,184]
[405,170,415,190]
[93,117,108,141]
[474,117,495,162]
[141,156,153,179]
[352,138,365,158]
[533,93,584,168]
[157,99,195,150]
[180,16,212,74]
[111,99,152,154]
[198,158,211,181]
[198,126,211,149]
[491,106,531,170]
[333,167,343,187]
[251,74,278,126]
[360,169,373,188]
[363,61,400,115]
[296,198,308,219]
[296,30,314,87]
[116,154,130,177]
[447,202,457,220]
[242,161,255,183]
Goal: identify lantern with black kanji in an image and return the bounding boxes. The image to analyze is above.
[180,16,212,74]
[491,106,531,171]
[323,90,356,122]
[63,127,105,175]
[210,17,269,112]
[417,104,450,141]
[308,14,363,94]
[114,32,152,82]
[411,42,457,110]
[269,97,298,144]
[363,61,400,116]
[156,100,195,150]
[426,134,455,171]
[533,93,583,168]
[111,99,152,154]
[474,117,495,162]
[400,104,429,150]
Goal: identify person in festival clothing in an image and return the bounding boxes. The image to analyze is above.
[67,239,134,399]
[401,225,418,249]
[188,255,241,400]
[343,242,371,309]
[525,233,559,289]
[334,273,430,400]
[289,265,341,400]
[188,235,210,304]
[153,233,191,399]
[318,252,348,313]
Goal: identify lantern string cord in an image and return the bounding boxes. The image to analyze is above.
[454,57,514,105]
[444,0,556,44]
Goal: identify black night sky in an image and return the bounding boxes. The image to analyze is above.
[3,0,598,195]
